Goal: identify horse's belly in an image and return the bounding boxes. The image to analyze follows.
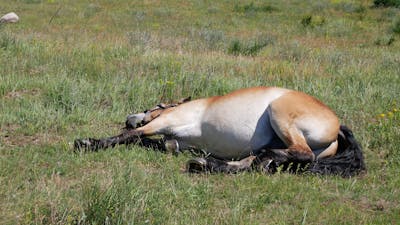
[199,120,275,159]
[198,105,277,159]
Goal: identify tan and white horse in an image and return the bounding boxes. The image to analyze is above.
[75,87,365,176]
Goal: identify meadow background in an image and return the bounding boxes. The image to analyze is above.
[0,0,399,224]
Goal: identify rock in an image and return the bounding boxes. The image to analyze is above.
[0,12,19,23]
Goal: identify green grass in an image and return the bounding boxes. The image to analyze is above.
[0,0,399,224]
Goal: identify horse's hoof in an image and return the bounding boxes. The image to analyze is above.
[164,139,180,155]
[73,138,98,152]
[125,113,145,129]
[259,159,277,174]
[186,158,207,173]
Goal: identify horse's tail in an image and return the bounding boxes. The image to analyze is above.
[308,125,366,177]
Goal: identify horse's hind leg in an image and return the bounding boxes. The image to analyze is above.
[267,127,315,164]
[266,91,340,168]
[266,97,320,165]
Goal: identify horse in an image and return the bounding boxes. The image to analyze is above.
[74,86,366,177]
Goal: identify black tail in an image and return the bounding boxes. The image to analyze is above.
[308,125,366,177]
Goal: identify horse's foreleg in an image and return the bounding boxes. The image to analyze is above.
[74,129,183,154]
[187,155,257,173]
[256,147,313,173]
[74,129,153,151]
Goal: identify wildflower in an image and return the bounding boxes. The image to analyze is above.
[378,113,386,118]
[387,112,394,118]
[165,80,175,85]
[159,79,175,86]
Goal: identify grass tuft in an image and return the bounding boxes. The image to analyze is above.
[0,31,17,50]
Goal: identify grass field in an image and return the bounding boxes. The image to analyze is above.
[1,0,399,224]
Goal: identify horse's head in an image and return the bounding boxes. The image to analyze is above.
[125,97,191,129]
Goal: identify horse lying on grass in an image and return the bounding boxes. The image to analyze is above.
[74,86,366,177]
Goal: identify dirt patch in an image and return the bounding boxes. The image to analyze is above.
[3,89,40,99]
[373,199,391,211]
[1,124,63,148]
[351,196,393,212]
[2,133,63,148]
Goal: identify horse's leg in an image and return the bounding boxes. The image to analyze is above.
[263,119,339,173]
[186,151,308,174]
[255,148,306,173]
[265,91,340,168]
[267,115,315,165]
[74,129,163,151]
[187,155,257,173]
[266,125,315,163]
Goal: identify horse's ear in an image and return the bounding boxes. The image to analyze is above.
[179,96,191,104]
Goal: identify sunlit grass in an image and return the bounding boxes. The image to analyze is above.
[1,0,399,224]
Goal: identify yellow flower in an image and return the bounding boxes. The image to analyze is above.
[378,113,386,118]
[393,108,398,113]
[387,112,394,118]
[165,80,175,85]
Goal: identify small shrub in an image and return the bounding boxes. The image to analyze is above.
[234,2,276,14]
[373,0,400,7]
[227,35,274,56]
[392,17,400,34]
[374,35,395,46]
[228,39,242,55]
[301,15,313,27]
[301,15,325,28]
